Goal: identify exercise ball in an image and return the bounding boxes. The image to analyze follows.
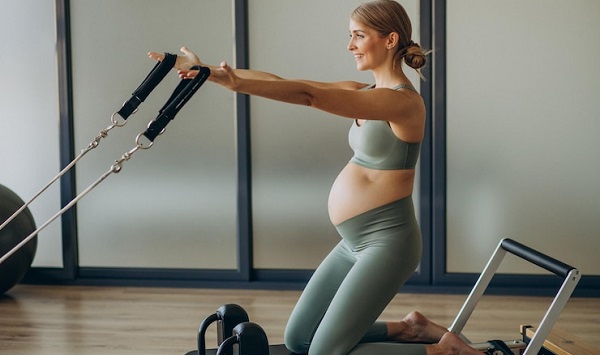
[0,184,37,294]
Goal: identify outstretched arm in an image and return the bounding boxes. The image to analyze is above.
[148,47,420,122]
[148,46,282,80]
[148,47,366,90]
[211,61,420,123]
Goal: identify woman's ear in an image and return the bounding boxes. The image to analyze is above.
[387,32,399,49]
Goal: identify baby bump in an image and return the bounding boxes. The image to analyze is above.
[328,163,415,225]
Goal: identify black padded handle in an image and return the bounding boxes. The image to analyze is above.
[216,322,269,355]
[197,313,219,355]
[117,53,177,119]
[197,304,249,355]
[501,238,575,278]
[143,66,210,142]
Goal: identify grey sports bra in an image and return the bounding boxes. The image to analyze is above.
[348,84,421,170]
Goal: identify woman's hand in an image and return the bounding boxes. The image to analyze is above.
[209,61,241,90]
[148,46,204,78]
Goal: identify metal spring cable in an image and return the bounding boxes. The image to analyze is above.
[0,53,176,235]
[0,64,210,265]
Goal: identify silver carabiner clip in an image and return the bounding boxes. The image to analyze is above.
[135,132,154,150]
[110,108,130,127]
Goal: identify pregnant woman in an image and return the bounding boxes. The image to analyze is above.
[150,1,480,354]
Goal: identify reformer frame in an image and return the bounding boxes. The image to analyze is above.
[449,238,581,355]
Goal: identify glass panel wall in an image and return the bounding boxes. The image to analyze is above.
[71,0,237,268]
[0,0,63,267]
[446,0,600,274]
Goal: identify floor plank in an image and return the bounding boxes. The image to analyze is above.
[1,285,598,354]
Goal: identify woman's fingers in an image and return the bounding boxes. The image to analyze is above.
[148,51,164,62]
[180,46,192,56]
[148,48,210,80]
[178,69,199,79]
[148,47,200,70]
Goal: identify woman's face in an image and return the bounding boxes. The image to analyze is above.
[347,19,389,71]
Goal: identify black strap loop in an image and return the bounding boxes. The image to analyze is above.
[117,53,177,119]
[143,66,210,142]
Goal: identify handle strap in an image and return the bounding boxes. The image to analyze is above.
[143,66,210,142]
[117,53,177,119]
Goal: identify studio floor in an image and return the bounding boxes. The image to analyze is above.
[1,285,599,354]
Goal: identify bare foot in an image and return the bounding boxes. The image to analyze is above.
[388,311,449,343]
[425,332,482,355]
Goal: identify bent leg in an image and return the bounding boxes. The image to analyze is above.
[287,197,425,355]
[308,233,421,355]
[284,241,355,354]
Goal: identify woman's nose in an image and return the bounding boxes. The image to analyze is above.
[347,38,356,51]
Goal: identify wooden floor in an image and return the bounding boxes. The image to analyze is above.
[1,285,599,354]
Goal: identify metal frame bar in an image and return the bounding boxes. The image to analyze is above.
[449,238,581,355]
[234,0,252,282]
[58,0,78,280]
[413,0,433,286]
[431,0,448,286]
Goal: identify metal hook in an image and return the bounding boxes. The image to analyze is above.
[135,132,154,150]
[110,109,130,127]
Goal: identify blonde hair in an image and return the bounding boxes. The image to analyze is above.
[351,0,428,77]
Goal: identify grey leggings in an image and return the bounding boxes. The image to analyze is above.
[284,196,426,355]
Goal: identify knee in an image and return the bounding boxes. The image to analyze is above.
[284,324,310,354]
[285,327,351,355]
[284,340,309,354]
[306,343,350,355]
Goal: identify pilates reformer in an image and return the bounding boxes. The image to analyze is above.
[186,238,582,355]
[0,54,210,271]
[0,58,587,355]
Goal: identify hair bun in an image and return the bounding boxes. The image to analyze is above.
[403,42,427,70]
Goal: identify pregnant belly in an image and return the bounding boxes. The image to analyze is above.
[328,163,415,225]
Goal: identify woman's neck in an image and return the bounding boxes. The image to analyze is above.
[372,67,409,89]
